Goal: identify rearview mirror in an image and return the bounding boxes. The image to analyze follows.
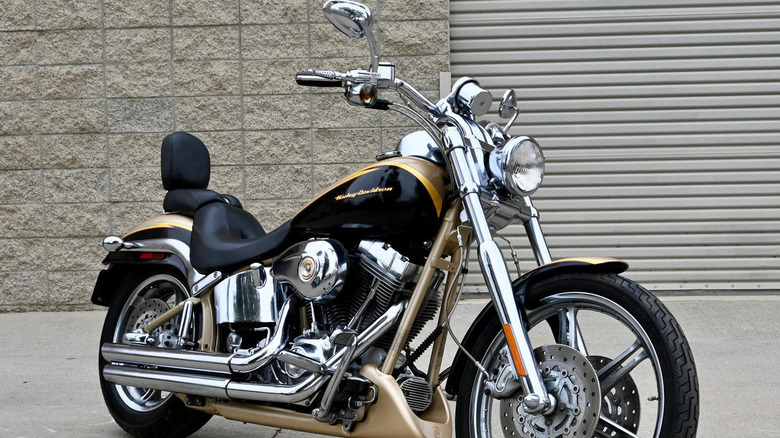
[323,0,380,72]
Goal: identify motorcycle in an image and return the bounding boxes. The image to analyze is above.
[92,1,699,437]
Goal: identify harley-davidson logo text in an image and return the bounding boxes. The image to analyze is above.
[335,187,393,201]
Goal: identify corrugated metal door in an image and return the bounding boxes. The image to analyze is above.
[450,0,780,291]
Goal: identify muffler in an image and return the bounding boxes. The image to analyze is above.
[102,301,407,404]
[102,296,296,376]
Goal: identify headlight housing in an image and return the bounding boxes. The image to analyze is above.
[488,136,545,196]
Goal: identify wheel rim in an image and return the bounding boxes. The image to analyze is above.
[111,274,189,413]
[468,292,666,438]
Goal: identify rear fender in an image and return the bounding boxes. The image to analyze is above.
[91,215,201,307]
[443,257,628,396]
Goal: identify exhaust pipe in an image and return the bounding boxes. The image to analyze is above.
[102,301,407,403]
[102,296,296,376]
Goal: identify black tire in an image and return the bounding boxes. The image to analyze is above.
[455,271,699,438]
[98,268,211,438]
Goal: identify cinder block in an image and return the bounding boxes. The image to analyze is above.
[106,98,174,133]
[41,134,108,169]
[241,0,308,24]
[188,130,244,165]
[46,238,105,271]
[39,99,105,134]
[310,94,379,129]
[0,32,36,64]
[0,0,35,31]
[242,25,309,60]
[110,167,164,202]
[36,30,103,65]
[39,65,103,100]
[106,63,172,98]
[172,0,239,26]
[47,270,101,309]
[0,136,40,170]
[245,130,311,165]
[312,128,380,163]
[0,171,43,204]
[381,20,448,56]
[310,23,369,59]
[0,101,38,135]
[173,60,241,96]
[0,66,38,100]
[390,55,448,92]
[0,205,45,238]
[0,272,48,307]
[0,239,47,272]
[245,164,312,200]
[45,203,110,237]
[244,95,310,130]
[175,96,242,131]
[43,169,109,203]
[106,28,171,63]
[243,59,311,95]
[104,0,169,28]
[111,202,163,235]
[108,133,163,167]
[36,0,101,29]
[173,26,240,61]
[210,165,245,199]
[380,0,448,21]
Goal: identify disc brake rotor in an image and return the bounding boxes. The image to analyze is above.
[500,344,601,438]
[126,298,177,348]
[589,355,641,434]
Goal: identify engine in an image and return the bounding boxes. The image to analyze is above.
[272,239,442,380]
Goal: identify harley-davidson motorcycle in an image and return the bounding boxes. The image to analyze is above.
[92,2,699,437]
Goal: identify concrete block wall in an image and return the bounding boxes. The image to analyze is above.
[0,0,449,311]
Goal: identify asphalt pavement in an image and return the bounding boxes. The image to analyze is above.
[1,295,778,438]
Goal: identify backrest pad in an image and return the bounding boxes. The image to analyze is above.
[161,132,210,190]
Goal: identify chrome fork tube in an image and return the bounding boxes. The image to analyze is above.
[521,197,553,266]
[442,126,551,410]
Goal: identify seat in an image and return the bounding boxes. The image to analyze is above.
[191,202,293,273]
[161,132,242,216]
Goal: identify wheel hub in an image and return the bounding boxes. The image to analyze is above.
[500,344,601,438]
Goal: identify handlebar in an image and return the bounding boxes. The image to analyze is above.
[295,71,343,88]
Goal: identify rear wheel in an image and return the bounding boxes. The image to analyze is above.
[455,272,699,438]
[98,269,211,438]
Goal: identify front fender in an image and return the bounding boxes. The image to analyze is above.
[443,257,627,397]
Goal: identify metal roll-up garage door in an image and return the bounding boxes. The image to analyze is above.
[450,0,780,292]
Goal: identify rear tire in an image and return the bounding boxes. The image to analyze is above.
[455,272,699,438]
[97,268,211,438]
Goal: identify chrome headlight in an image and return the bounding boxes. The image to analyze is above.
[489,136,545,196]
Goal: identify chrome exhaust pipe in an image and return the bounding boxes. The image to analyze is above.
[102,301,407,404]
[102,296,296,375]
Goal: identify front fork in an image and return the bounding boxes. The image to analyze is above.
[442,127,554,413]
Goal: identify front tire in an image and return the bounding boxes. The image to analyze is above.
[98,268,211,438]
[455,272,699,438]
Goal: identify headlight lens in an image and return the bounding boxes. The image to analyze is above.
[489,136,545,196]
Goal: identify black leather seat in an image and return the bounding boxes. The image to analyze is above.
[191,202,293,273]
[161,132,242,216]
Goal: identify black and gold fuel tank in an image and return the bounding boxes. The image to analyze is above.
[291,157,448,255]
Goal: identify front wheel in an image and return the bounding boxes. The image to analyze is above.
[455,272,699,438]
[98,268,211,438]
